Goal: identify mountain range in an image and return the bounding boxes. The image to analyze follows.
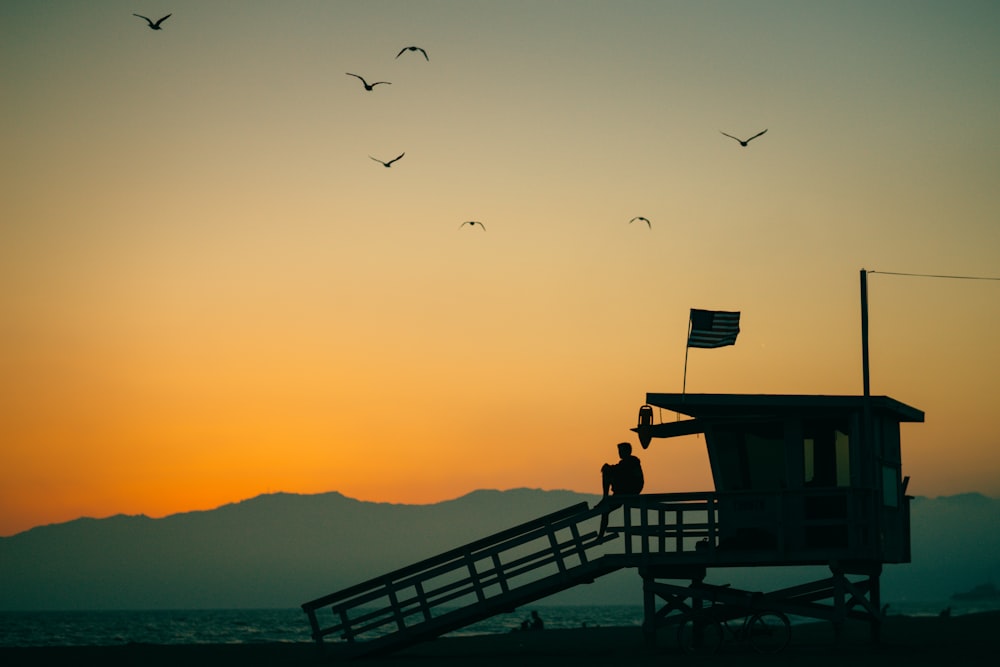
[1,489,997,610]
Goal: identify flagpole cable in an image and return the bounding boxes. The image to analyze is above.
[861,267,998,397]
[868,270,1000,281]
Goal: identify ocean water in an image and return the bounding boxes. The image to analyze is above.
[0,606,642,647]
[1,600,997,647]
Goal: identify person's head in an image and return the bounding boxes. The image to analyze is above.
[617,442,632,458]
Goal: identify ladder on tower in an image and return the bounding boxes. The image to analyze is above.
[301,501,621,658]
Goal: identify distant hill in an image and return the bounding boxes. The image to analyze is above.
[1,489,997,610]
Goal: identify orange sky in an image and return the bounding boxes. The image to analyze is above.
[2,1,999,537]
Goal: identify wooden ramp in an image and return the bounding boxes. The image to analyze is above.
[302,492,891,655]
[301,502,621,658]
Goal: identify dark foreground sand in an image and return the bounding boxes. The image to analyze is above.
[2,611,995,667]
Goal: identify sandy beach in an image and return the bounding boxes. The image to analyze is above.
[2,610,995,667]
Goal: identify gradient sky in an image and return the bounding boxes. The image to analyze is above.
[2,1,998,537]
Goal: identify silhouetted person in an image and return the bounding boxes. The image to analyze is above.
[526,610,543,630]
[597,442,644,537]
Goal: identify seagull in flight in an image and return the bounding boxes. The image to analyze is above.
[370,153,405,168]
[459,221,486,231]
[629,216,651,228]
[346,73,391,91]
[133,13,171,30]
[396,46,429,61]
[720,129,767,147]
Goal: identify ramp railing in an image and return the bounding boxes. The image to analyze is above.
[301,501,619,656]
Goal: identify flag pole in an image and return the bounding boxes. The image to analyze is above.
[860,269,871,397]
[680,321,690,421]
[682,315,691,397]
[682,344,690,396]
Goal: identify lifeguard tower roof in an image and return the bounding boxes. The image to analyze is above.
[644,393,924,423]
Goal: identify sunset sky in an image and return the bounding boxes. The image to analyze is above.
[2,1,998,537]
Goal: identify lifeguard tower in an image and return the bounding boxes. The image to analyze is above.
[301,392,923,656]
[631,392,923,645]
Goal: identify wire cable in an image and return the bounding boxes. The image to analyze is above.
[866,270,1000,281]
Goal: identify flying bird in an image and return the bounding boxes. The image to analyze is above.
[370,153,405,168]
[630,216,651,228]
[720,129,768,147]
[133,13,171,30]
[459,221,486,231]
[396,46,429,61]
[346,73,391,91]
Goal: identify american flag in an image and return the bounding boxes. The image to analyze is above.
[687,309,740,348]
